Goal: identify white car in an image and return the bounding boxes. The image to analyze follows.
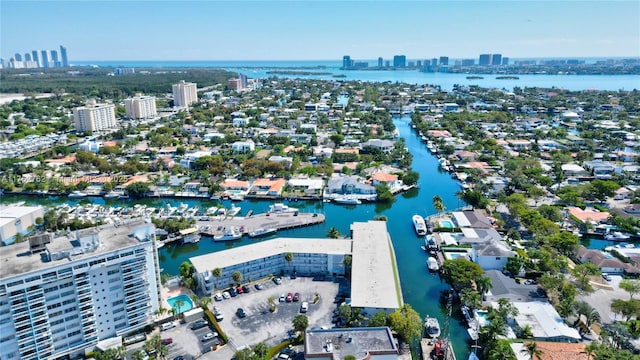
[201,331,219,342]
[279,294,286,302]
[300,301,309,313]
[222,291,231,299]
[160,321,176,331]
[213,292,223,301]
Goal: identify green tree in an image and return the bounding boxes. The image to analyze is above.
[125,181,150,199]
[476,276,493,300]
[387,304,422,343]
[292,314,309,334]
[253,342,269,359]
[523,342,544,360]
[369,311,388,327]
[432,194,445,213]
[284,252,294,273]
[620,279,640,299]
[343,255,352,277]
[131,349,147,360]
[376,183,393,203]
[232,271,243,285]
[570,262,600,292]
[233,347,254,360]
[212,267,222,290]
[402,170,419,186]
[611,299,640,321]
[441,258,484,290]
[327,226,341,239]
[504,256,525,276]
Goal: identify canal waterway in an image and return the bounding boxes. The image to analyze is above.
[0,116,472,357]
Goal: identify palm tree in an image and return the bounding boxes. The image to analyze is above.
[583,342,598,360]
[327,226,340,239]
[212,267,222,290]
[343,255,352,277]
[284,252,294,274]
[432,194,445,214]
[174,299,184,315]
[476,276,493,301]
[199,296,212,310]
[522,342,544,360]
[191,294,200,307]
[232,270,243,286]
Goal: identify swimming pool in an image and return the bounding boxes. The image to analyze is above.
[443,251,470,260]
[439,220,454,228]
[166,294,194,314]
[474,310,491,326]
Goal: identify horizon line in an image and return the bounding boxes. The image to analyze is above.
[68,56,640,62]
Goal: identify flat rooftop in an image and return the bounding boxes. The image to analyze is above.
[305,327,397,360]
[350,221,403,310]
[0,219,153,280]
[0,204,44,220]
[189,237,353,274]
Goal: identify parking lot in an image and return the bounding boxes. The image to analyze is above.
[153,318,226,360]
[212,276,346,348]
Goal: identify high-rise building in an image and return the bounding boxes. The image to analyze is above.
[31,50,39,66]
[342,55,352,69]
[50,50,60,67]
[416,60,422,67]
[502,57,510,66]
[479,54,491,66]
[439,56,449,66]
[239,73,248,88]
[378,57,383,68]
[60,45,68,67]
[24,53,31,62]
[393,55,406,68]
[385,60,391,67]
[0,219,161,360]
[462,59,475,66]
[14,53,22,62]
[124,95,157,119]
[41,50,49,68]
[431,58,438,66]
[74,101,117,132]
[491,54,502,66]
[228,79,242,91]
[172,80,198,107]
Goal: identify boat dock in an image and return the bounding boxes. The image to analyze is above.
[420,338,456,360]
[197,212,325,237]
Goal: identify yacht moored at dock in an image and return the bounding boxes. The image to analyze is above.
[333,196,362,205]
[413,214,427,236]
[68,191,88,198]
[248,227,277,238]
[424,316,441,338]
[213,227,242,241]
[427,257,440,272]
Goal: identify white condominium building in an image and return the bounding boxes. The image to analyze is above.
[73,102,117,132]
[124,95,157,119]
[0,219,161,360]
[172,80,198,107]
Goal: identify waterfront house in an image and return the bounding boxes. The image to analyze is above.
[250,178,286,196]
[220,179,250,192]
[567,207,611,224]
[360,139,394,153]
[287,177,324,196]
[471,240,516,270]
[576,246,639,275]
[505,301,581,343]
[510,342,589,360]
[370,172,401,189]
[325,175,376,196]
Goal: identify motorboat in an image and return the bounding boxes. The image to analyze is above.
[269,203,297,213]
[213,227,242,241]
[230,194,244,201]
[427,257,440,272]
[426,141,437,153]
[424,316,441,338]
[104,191,122,199]
[333,196,362,205]
[413,215,427,236]
[248,228,277,238]
[228,204,241,217]
[68,191,88,198]
[605,231,631,241]
[425,235,438,251]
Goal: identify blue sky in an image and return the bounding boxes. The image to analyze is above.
[1,1,639,61]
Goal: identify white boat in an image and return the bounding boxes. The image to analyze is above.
[213,227,242,241]
[248,228,277,238]
[427,257,440,272]
[413,215,427,236]
[333,196,362,205]
[230,194,244,201]
[427,142,437,153]
[228,204,241,217]
[68,191,88,198]
[605,231,631,241]
[424,316,441,338]
[269,203,298,213]
[205,207,218,215]
[180,227,200,244]
[104,191,122,199]
[425,235,438,251]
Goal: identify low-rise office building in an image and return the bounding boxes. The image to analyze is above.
[0,219,161,360]
[304,327,398,360]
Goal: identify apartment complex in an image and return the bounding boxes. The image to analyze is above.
[74,102,117,133]
[124,95,157,119]
[0,205,45,246]
[0,219,161,360]
[1,45,68,69]
[191,220,403,315]
[172,80,198,108]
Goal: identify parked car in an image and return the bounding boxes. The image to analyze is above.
[300,301,309,313]
[229,288,238,297]
[279,294,286,302]
[161,338,173,345]
[290,271,297,279]
[273,277,282,285]
[161,322,176,331]
[242,285,251,293]
[222,291,231,299]
[255,283,264,290]
[213,292,223,301]
[277,353,290,360]
[293,292,300,302]
[602,273,612,282]
[286,293,293,302]
[236,286,244,294]
[236,308,247,318]
[201,332,218,342]
[214,311,223,321]
[190,319,208,330]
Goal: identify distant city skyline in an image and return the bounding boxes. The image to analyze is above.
[1,1,638,61]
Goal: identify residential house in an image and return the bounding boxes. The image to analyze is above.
[325,175,376,196]
[232,118,250,127]
[360,139,394,153]
[583,160,616,180]
[220,179,251,192]
[268,155,293,169]
[561,164,589,177]
[250,178,286,196]
[179,151,212,169]
[576,246,639,275]
[370,172,402,190]
[506,301,581,343]
[231,140,255,153]
[567,207,611,224]
[471,240,516,270]
[287,177,324,196]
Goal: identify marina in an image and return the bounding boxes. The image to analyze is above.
[198,212,326,239]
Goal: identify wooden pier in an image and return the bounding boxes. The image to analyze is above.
[197,212,325,237]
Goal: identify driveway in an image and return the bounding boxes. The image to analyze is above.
[579,274,630,324]
[210,276,342,349]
